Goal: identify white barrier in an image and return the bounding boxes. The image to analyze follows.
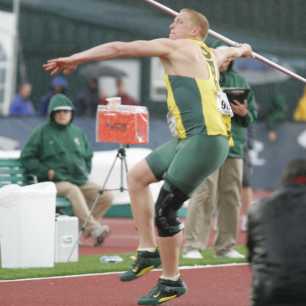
[0,149,163,205]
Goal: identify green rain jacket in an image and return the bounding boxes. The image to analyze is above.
[21,94,93,186]
[220,65,258,158]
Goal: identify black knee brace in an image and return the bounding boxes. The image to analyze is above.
[154,184,189,237]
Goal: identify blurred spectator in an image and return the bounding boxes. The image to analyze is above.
[266,94,287,142]
[115,78,140,105]
[240,125,255,232]
[9,83,35,116]
[247,159,306,306]
[21,94,113,246]
[183,52,257,259]
[259,85,288,142]
[293,85,306,121]
[75,78,100,116]
[39,75,68,116]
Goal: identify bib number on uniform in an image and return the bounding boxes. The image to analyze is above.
[216,91,233,117]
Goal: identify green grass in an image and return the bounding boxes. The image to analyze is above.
[0,246,247,280]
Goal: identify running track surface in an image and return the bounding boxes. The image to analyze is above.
[0,218,252,306]
[80,217,247,255]
[0,266,251,306]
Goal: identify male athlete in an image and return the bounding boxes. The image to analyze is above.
[44,8,252,305]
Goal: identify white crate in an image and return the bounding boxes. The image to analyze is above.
[0,183,56,268]
[55,215,79,263]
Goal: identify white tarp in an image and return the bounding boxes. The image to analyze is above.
[0,10,15,115]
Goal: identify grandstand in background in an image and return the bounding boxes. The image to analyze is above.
[0,0,304,117]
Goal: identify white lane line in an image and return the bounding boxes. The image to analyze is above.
[0,263,249,283]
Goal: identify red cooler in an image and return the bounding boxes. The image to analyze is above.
[96,104,149,144]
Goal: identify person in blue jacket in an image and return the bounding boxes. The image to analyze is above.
[9,83,35,116]
[39,75,68,116]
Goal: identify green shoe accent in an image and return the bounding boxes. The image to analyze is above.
[120,249,161,282]
[138,278,187,305]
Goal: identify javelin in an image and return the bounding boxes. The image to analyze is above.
[143,0,306,84]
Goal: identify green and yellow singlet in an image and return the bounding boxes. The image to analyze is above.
[164,40,231,141]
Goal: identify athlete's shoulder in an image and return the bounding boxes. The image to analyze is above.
[158,38,196,46]
[149,38,182,51]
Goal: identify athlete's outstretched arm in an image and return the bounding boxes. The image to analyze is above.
[43,39,175,75]
[214,44,253,68]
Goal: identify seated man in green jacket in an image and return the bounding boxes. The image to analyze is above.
[21,93,113,246]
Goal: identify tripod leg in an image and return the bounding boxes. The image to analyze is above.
[119,154,129,192]
[101,151,121,190]
[116,147,129,192]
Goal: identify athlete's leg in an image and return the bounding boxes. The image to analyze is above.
[127,139,178,249]
[121,140,179,282]
[138,135,228,304]
[159,135,229,278]
[127,159,158,249]
[154,183,188,278]
[159,232,183,278]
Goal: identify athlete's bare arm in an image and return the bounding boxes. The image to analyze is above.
[43,39,177,75]
[214,44,253,68]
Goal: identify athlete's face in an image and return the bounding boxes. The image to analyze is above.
[169,12,196,40]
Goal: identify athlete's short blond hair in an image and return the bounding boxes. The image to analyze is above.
[181,8,209,40]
